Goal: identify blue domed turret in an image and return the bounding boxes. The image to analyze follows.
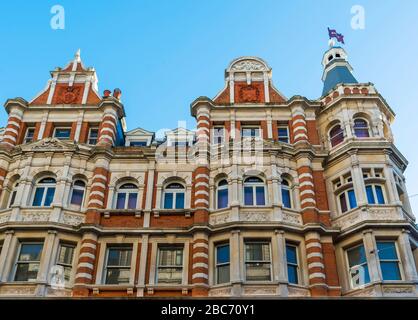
[321,45,358,96]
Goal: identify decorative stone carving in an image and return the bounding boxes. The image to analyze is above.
[32,138,65,150]
[0,286,36,296]
[61,212,85,226]
[209,287,231,297]
[243,287,277,296]
[209,212,231,225]
[282,211,302,225]
[0,213,10,224]
[287,286,310,297]
[383,286,414,295]
[240,211,270,222]
[20,212,50,222]
[230,60,267,72]
[239,85,260,103]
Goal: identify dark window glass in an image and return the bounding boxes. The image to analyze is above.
[244,186,253,206]
[163,193,173,209]
[129,141,147,147]
[286,245,299,284]
[354,119,370,138]
[217,188,228,209]
[54,128,71,140]
[347,244,370,287]
[348,189,357,209]
[255,186,265,205]
[105,247,132,284]
[157,247,183,284]
[377,242,401,281]
[245,242,271,281]
[375,186,385,204]
[216,244,230,284]
[330,125,344,147]
[14,243,44,282]
[278,127,289,143]
[366,185,375,204]
[88,128,99,145]
[175,192,184,209]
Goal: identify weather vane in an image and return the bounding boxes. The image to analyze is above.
[327,27,345,47]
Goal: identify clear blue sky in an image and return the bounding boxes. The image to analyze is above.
[0,0,417,216]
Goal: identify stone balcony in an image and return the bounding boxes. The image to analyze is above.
[331,205,412,232]
[0,207,85,227]
[209,206,303,227]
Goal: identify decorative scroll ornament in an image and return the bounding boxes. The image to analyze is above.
[230,60,267,72]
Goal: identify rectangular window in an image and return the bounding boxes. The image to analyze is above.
[244,186,254,206]
[278,125,289,143]
[286,244,299,284]
[129,140,147,147]
[217,188,228,209]
[339,189,357,213]
[366,185,385,205]
[242,127,260,138]
[104,246,132,285]
[377,241,402,281]
[32,186,55,207]
[56,243,75,283]
[24,127,36,144]
[88,128,99,145]
[157,246,183,284]
[245,241,271,281]
[347,243,370,288]
[53,128,71,140]
[173,141,188,147]
[175,193,185,209]
[216,244,230,284]
[213,127,225,145]
[14,242,44,282]
[163,193,173,209]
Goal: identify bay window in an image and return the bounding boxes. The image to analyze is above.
[216,180,228,209]
[286,244,300,284]
[353,118,370,138]
[329,124,344,147]
[365,184,386,205]
[281,179,292,209]
[377,241,402,281]
[346,243,370,288]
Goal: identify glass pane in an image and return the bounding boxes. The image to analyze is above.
[163,193,173,209]
[54,128,71,139]
[58,245,75,265]
[366,185,375,204]
[355,128,370,138]
[246,243,270,261]
[255,186,265,206]
[14,263,40,281]
[286,245,297,264]
[244,187,253,205]
[246,263,271,281]
[32,187,45,206]
[347,245,367,266]
[216,244,230,264]
[350,264,370,287]
[377,242,398,260]
[375,186,385,204]
[159,248,183,266]
[10,190,17,207]
[217,264,230,284]
[106,268,130,284]
[175,193,185,209]
[339,193,348,213]
[19,244,43,261]
[348,189,357,209]
[330,126,344,147]
[44,187,55,206]
[107,248,132,267]
[380,262,401,281]
[287,265,298,284]
[127,193,138,209]
[157,267,182,284]
[70,189,84,206]
[116,193,126,209]
[217,188,228,209]
[282,188,291,208]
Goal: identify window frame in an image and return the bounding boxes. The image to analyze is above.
[365,184,386,205]
[277,124,290,143]
[69,180,86,208]
[241,126,261,139]
[53,127,72,140]
[285,243,300,285]
[156,246,184,284]
[13,241,44,282]
[337,188,357,213]
[329,124,345,147]
[87,127,99,145]
[353,118,370,138]
[162,183,186,210]
[215,243,230,285]
[243,177,266,207]
[24,127,36,144]
[376,240,403,281]
[31,177,56,207]
[281,179,292,209]
[103,245,133,285]
[56,242,76,284]
[212,126,225,145]
[244,241,272,282]
[346,242,371,289]
[114,183,139,210]
[8,182,19,208]
[216,180,229,209]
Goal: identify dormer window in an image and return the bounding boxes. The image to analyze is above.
[24,127,35,144]
[54,127,71,140]
[129,140,147,147]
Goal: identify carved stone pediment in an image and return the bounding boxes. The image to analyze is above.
[21,138,78,152]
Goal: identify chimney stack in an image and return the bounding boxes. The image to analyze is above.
[113,88,122,100]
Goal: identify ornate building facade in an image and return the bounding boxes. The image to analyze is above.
[0,45,417,298]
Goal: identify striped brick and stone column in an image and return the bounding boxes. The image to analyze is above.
[97,107,118,147]
[1,106,24,148]
[73,233,98,296]
[191,103,211,296]
[305,232,327,296]
[291,106,308,144]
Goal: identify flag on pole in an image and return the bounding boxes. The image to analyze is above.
[328,27,345,44]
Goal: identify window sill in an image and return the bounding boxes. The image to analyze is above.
[153,209,191,218]
[100,209,142,218]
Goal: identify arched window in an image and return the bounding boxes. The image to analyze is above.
[32,177,56,207]
[353,118,370,138]
[163,183,185,209]
[9,182,19,207]
[329,124,344,147]
[69,180,86,207]
[243,177,265,206]
[365,184,386,205]
[217,180,228,209]
[281,179,292,209]
[115,183,138,209]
